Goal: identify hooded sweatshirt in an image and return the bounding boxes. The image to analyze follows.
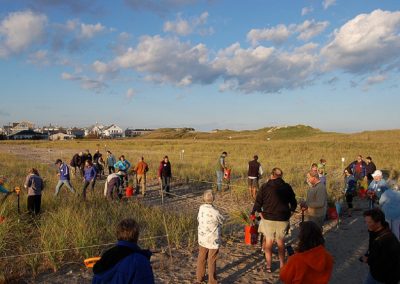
[280,245,333,284]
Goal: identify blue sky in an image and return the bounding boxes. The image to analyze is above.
[0,0,399,132]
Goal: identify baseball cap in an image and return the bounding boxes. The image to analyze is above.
[371,170,382,177]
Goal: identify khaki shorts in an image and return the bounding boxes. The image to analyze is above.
[258,219,289,240]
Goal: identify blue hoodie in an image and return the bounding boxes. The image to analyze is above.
[84,166,97,182]
[59,163,71,181]
[92,241,154,284]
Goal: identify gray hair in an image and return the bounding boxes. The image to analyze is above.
[203,190,214,204]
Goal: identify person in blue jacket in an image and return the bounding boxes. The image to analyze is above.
[0,176,10,204]
[82,160,97,200]
[92,218,154,284]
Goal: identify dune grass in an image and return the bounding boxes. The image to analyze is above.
[0,131,399,279]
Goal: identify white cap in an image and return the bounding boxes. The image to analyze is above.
[371,170,383,177]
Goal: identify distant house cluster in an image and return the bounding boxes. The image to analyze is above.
[0,121,155,140]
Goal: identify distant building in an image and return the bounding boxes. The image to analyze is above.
[49,132,75,141]
[125,128,154,137]
[8,130,48,140]
[67,127,85,138]
[102,124,123,138]
[2,125,12,135]
[10,121,35,134]
[41,124,65,135]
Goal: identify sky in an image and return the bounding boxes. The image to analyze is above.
[0,0,399,132]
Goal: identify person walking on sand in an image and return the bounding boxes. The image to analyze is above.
[280,221,333,284]
[24,168,44,215]
[248,155,263,201]
[82,160,96,200]
[93,218,155,284]
[158,156,172,197]
[301,171,328,229]
[106,151,116,175]
[215,152,227,191]
[360,208,400,284]
[251,168,297,272]
[133,157,149,196]
[54,159,76,197]
[195,190,224,284]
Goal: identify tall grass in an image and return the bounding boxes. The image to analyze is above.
[0,133,399,279]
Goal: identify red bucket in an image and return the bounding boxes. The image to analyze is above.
[327,207,338,220]
[244,225,258,245]
[358,188,367,199]
[224,168,231,180]
[125,186,134,197]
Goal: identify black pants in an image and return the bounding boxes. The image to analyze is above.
[27,195,41,214]
[162,176,171,193]
[108,166,115,175]
[82,179,96,200]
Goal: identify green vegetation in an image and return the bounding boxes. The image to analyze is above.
[0,126,399,279]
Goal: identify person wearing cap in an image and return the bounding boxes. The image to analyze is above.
[248,155,263,201]
[367,170,388,209]
[54,159,76,197]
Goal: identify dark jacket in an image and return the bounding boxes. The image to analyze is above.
[252,178,297,221]
[367,227,400,284]
[366,162,377,181]
[70,153,82,167]
[248,160,261,178]
[346,160,367,180]
[93,240,154,284]
[158,161,172,178]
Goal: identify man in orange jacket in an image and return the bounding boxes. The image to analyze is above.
[133,157,149,196]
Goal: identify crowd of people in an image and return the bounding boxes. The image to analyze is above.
[1,151,400,284]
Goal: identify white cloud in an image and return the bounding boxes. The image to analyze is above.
[296,20,329,41]
[80,22,105,39]
[247,20,328,45]
[247,24,291,46]
[322,0,336,10]
[301,6,313,16]
[163,11,211,36]
[92,60,114,74]
[61,72,107,92]
[321,9,400,73]
[0,10,47,58]
[126,88,135,99]
[214,43,319,93]
[366,74,387,85]
[112,35,219,85]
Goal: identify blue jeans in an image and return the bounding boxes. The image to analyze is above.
[54,180,75,196]
[216,170,223,191]
[364,272,384,284]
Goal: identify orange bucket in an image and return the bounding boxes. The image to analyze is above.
[244,225,258,245]
[84,257,101,268]
[0,216,5,224]
[224,168,231,180]
[125,186,134,197]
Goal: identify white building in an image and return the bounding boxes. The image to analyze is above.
[102,124,123,138]
[49,132,75,141]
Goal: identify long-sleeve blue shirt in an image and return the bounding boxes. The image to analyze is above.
[84,166,96,181]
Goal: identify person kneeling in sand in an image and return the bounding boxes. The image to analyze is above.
[196,190,224,284]
[280,221,333,284]
[92,218,154,284]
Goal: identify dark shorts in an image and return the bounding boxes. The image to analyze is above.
[248,178,259,188]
